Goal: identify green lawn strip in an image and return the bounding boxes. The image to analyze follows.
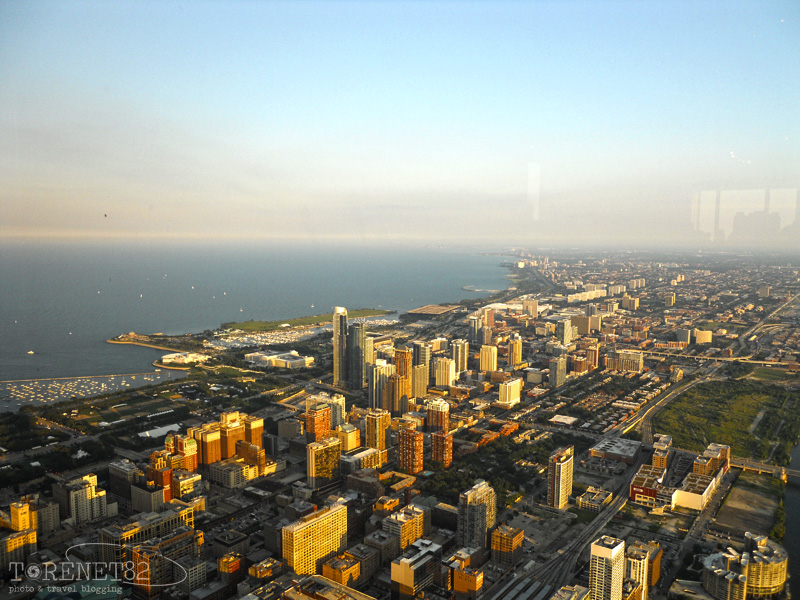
[751,368,794,382]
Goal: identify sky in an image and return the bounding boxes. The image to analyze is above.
[1,0,799,249]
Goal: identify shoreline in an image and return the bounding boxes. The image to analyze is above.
[22,260,516,392]
[152,361,191,372]
[106,339,183,352]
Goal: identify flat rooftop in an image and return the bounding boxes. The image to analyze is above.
[407,304,460,315]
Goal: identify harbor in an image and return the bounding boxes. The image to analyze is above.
[0,370,186,411]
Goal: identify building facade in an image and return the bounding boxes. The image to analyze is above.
[590,536,625,600]
[457,480,496,549]
[547,446,574,509]
[282,501,348,576]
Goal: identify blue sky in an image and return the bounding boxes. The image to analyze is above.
[1,1,798,247]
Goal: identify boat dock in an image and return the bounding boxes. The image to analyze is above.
[0,371,185,410]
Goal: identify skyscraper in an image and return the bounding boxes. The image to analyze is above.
[384,373,410,416]
[457,480,496,549]
[190,425,221,466]
[306,403,332,443]
[220,411,245,459]
[556,318,574,345]
[398,425,424,475]
[549,355,567,388]
[368,359,395,409]
[365,409,391,454]
[626,545,650,600]
[507,336,522,367]
[522,299,538,318]
[498,378,523,408]
[321,393,346,429]
[307,438,342,489]
[425,398,450,433]
[411,364,429,399]
[434,357,456,388]
[590,536,625,600]
[412,341,432,371]
[479,345,497,372]
[468,316,481,344]
[171,435,199,472]
[394,348,413,379]
[333,307,348,387]
[346,322,367,390]
[451,339,469,374]
[547,446,574,509]
[431,431,453,468]
[282,500,348,575]
[243,416,264,449]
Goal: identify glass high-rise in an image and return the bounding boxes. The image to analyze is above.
[332,307,348,387]
[457,480,496,549]
[347,322,367,389]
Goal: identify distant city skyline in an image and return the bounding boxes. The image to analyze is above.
[1,1,798,249]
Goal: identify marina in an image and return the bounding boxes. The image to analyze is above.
[0,370,185,411]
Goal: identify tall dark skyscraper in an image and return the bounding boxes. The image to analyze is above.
[347,322,367,389]
[333,307,348,387]
[468,316,481,344]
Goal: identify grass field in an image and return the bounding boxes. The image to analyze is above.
[652,380,796,458]
[698,321,747,333]
[751,368,796,382]
[223,308,392,331]
[654,382,765,453]
[567,507,598,526]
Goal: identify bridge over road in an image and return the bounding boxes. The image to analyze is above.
[730,458,800,480]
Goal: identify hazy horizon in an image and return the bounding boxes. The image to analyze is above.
[2,1,798,250]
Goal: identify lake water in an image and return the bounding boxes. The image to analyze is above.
[0,240,512,382]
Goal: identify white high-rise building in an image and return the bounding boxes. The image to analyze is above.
[590,536,625,600]
[368,359,395,409]
[325,393,346,429]
[498,378,523,408]
[434,357,457,388]
[451,339,469,374]
[457,480,496,549]
[53,474,110,526]
[479,345,497,372]
[547,446,574,509]
[626,545,650,600]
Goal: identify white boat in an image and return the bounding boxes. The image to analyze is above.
[27,351,34,354]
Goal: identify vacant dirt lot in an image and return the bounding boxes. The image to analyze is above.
[715,474,779,535]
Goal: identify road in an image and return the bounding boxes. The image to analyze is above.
[737,292,800,353]
[486,456,647,599]
[628,361,725,445]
